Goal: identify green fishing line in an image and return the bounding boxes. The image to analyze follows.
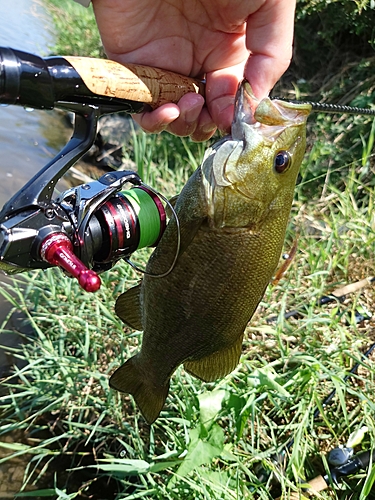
[122,188,161,250]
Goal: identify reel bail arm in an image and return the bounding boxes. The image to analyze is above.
[0,102,144,291]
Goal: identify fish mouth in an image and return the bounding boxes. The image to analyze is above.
[231,80,311,141]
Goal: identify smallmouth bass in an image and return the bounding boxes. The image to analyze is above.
[111,81,311,424]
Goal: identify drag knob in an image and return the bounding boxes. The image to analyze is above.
[40,233,101,292]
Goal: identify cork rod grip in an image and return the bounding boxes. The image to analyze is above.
[274,475,329,500]
[65,56,205,109]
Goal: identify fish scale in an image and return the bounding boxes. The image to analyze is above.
[111,80,311,424]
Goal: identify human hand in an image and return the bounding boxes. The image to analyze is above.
[92,0,296,141]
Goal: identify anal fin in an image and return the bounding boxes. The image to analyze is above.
[184,334,244,382]
[115,283,143,330]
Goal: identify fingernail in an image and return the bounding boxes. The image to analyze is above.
[201,123,217,134]
[167,109,180,122]
[183,96,203,124]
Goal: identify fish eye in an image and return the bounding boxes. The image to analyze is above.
[274,150,291,174]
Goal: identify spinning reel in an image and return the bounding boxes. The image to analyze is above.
[0,47,202,290]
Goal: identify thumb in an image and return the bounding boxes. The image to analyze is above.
[205,62,246,133]
[245,0,296,99]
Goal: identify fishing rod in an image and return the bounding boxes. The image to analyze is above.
[0,47,202,290]
[257,341,375,498]
[0,47,373,293]
[267,276,375,324]
[273,98,375,117]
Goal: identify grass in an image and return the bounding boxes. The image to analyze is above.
[1,127,375,499]
[1,0,375,498]
[44,0,104,58]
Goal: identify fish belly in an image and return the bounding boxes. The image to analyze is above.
[139,223,283,384]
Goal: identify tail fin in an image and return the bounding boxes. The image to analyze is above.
[109,356,169,424]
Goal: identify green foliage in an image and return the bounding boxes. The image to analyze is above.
[1,0,375,498]
[45,0,104,58]
[296,0,375,40]
[275,2,375,204]
[1,130,375,498]
[293,0,375,80]
[124,123,207,190]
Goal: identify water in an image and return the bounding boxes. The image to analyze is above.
[0,0,67,338]
[0,0,57,344]
[0,3,70,494]
[0,0,70,208]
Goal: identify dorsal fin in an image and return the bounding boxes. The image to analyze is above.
[115,283,143,331]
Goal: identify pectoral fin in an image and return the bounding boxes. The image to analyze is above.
[184,334,243,382]
[115,283,143,330]
[178,217,203,256]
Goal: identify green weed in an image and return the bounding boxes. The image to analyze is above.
[44,0,104,58]
[1,0,375,498]
[1,128,375,499]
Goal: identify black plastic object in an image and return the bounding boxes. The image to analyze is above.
[0,47,144,112]
[328,450,375,485]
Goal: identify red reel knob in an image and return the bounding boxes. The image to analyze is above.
[40,233,101,292]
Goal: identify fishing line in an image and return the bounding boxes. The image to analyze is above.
[125,182,181,278]
[271,97,375,188]
[272,97,375,117]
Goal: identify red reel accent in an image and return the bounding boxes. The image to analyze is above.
[40,233,101,292]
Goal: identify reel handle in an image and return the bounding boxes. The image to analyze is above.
[40,233,101,292]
